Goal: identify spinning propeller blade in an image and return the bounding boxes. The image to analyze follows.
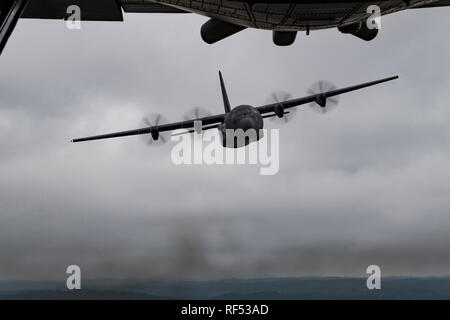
[265,90,297,124]
[308,80,340,114]
[141,113,170,146]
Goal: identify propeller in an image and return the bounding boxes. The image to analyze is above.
[183,107,212,121]
[265,91,297,124]
[141,113,170,146]
[307,80,340,114]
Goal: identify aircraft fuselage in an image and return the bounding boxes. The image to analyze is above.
[220,105,264,148]
[153,0,427,31]
[1,0,449,55]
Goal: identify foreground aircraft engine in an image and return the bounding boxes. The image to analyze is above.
[338,21,379,41]
[272,31,298,46]
[220,105,264,148]
[201,18,247,44]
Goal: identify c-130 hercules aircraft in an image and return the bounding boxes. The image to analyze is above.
[71,72,399,148]
[1,0,449,55]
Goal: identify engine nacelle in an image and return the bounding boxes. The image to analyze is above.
[274,104,285,118]
[273,31,297,46]
[150,128,159,141]
[338,22,379,41]
[201,19,246,44]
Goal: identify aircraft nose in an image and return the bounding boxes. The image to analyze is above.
[238,117,256,131]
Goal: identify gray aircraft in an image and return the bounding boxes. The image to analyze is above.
[1,0,450,55]
[71,72,399,148]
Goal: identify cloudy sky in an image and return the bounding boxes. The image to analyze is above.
[0,7,450,282]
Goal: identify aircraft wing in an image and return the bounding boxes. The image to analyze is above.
[71,113,224,143]
[412,0,450,8]
[21,0,124,21]
[21,0,189,20]
[72,75,399,143]
[256,75,399,116]
[121,2,189,13]
[1,0,189,55]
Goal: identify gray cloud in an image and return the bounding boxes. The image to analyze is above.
[0,9,450,281]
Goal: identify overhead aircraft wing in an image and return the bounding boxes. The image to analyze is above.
[2,0,190,55]
[71,113,225,143]
[0,0,29,55]
[256,75,399,115]
[21,0,123,21]
[21,0,189,20]
[412,0,450,8]
[121,2,189,13]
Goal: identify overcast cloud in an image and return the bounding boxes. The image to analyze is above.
[0,8,450,281]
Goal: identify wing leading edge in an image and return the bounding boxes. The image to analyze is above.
[257,75,399,115]
[71,114,225,143]
[71,75,399,143]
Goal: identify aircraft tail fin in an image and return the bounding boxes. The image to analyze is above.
[219,71,231,113]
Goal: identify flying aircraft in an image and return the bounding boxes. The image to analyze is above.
[1,0,449,55]
[71,72,399,148]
